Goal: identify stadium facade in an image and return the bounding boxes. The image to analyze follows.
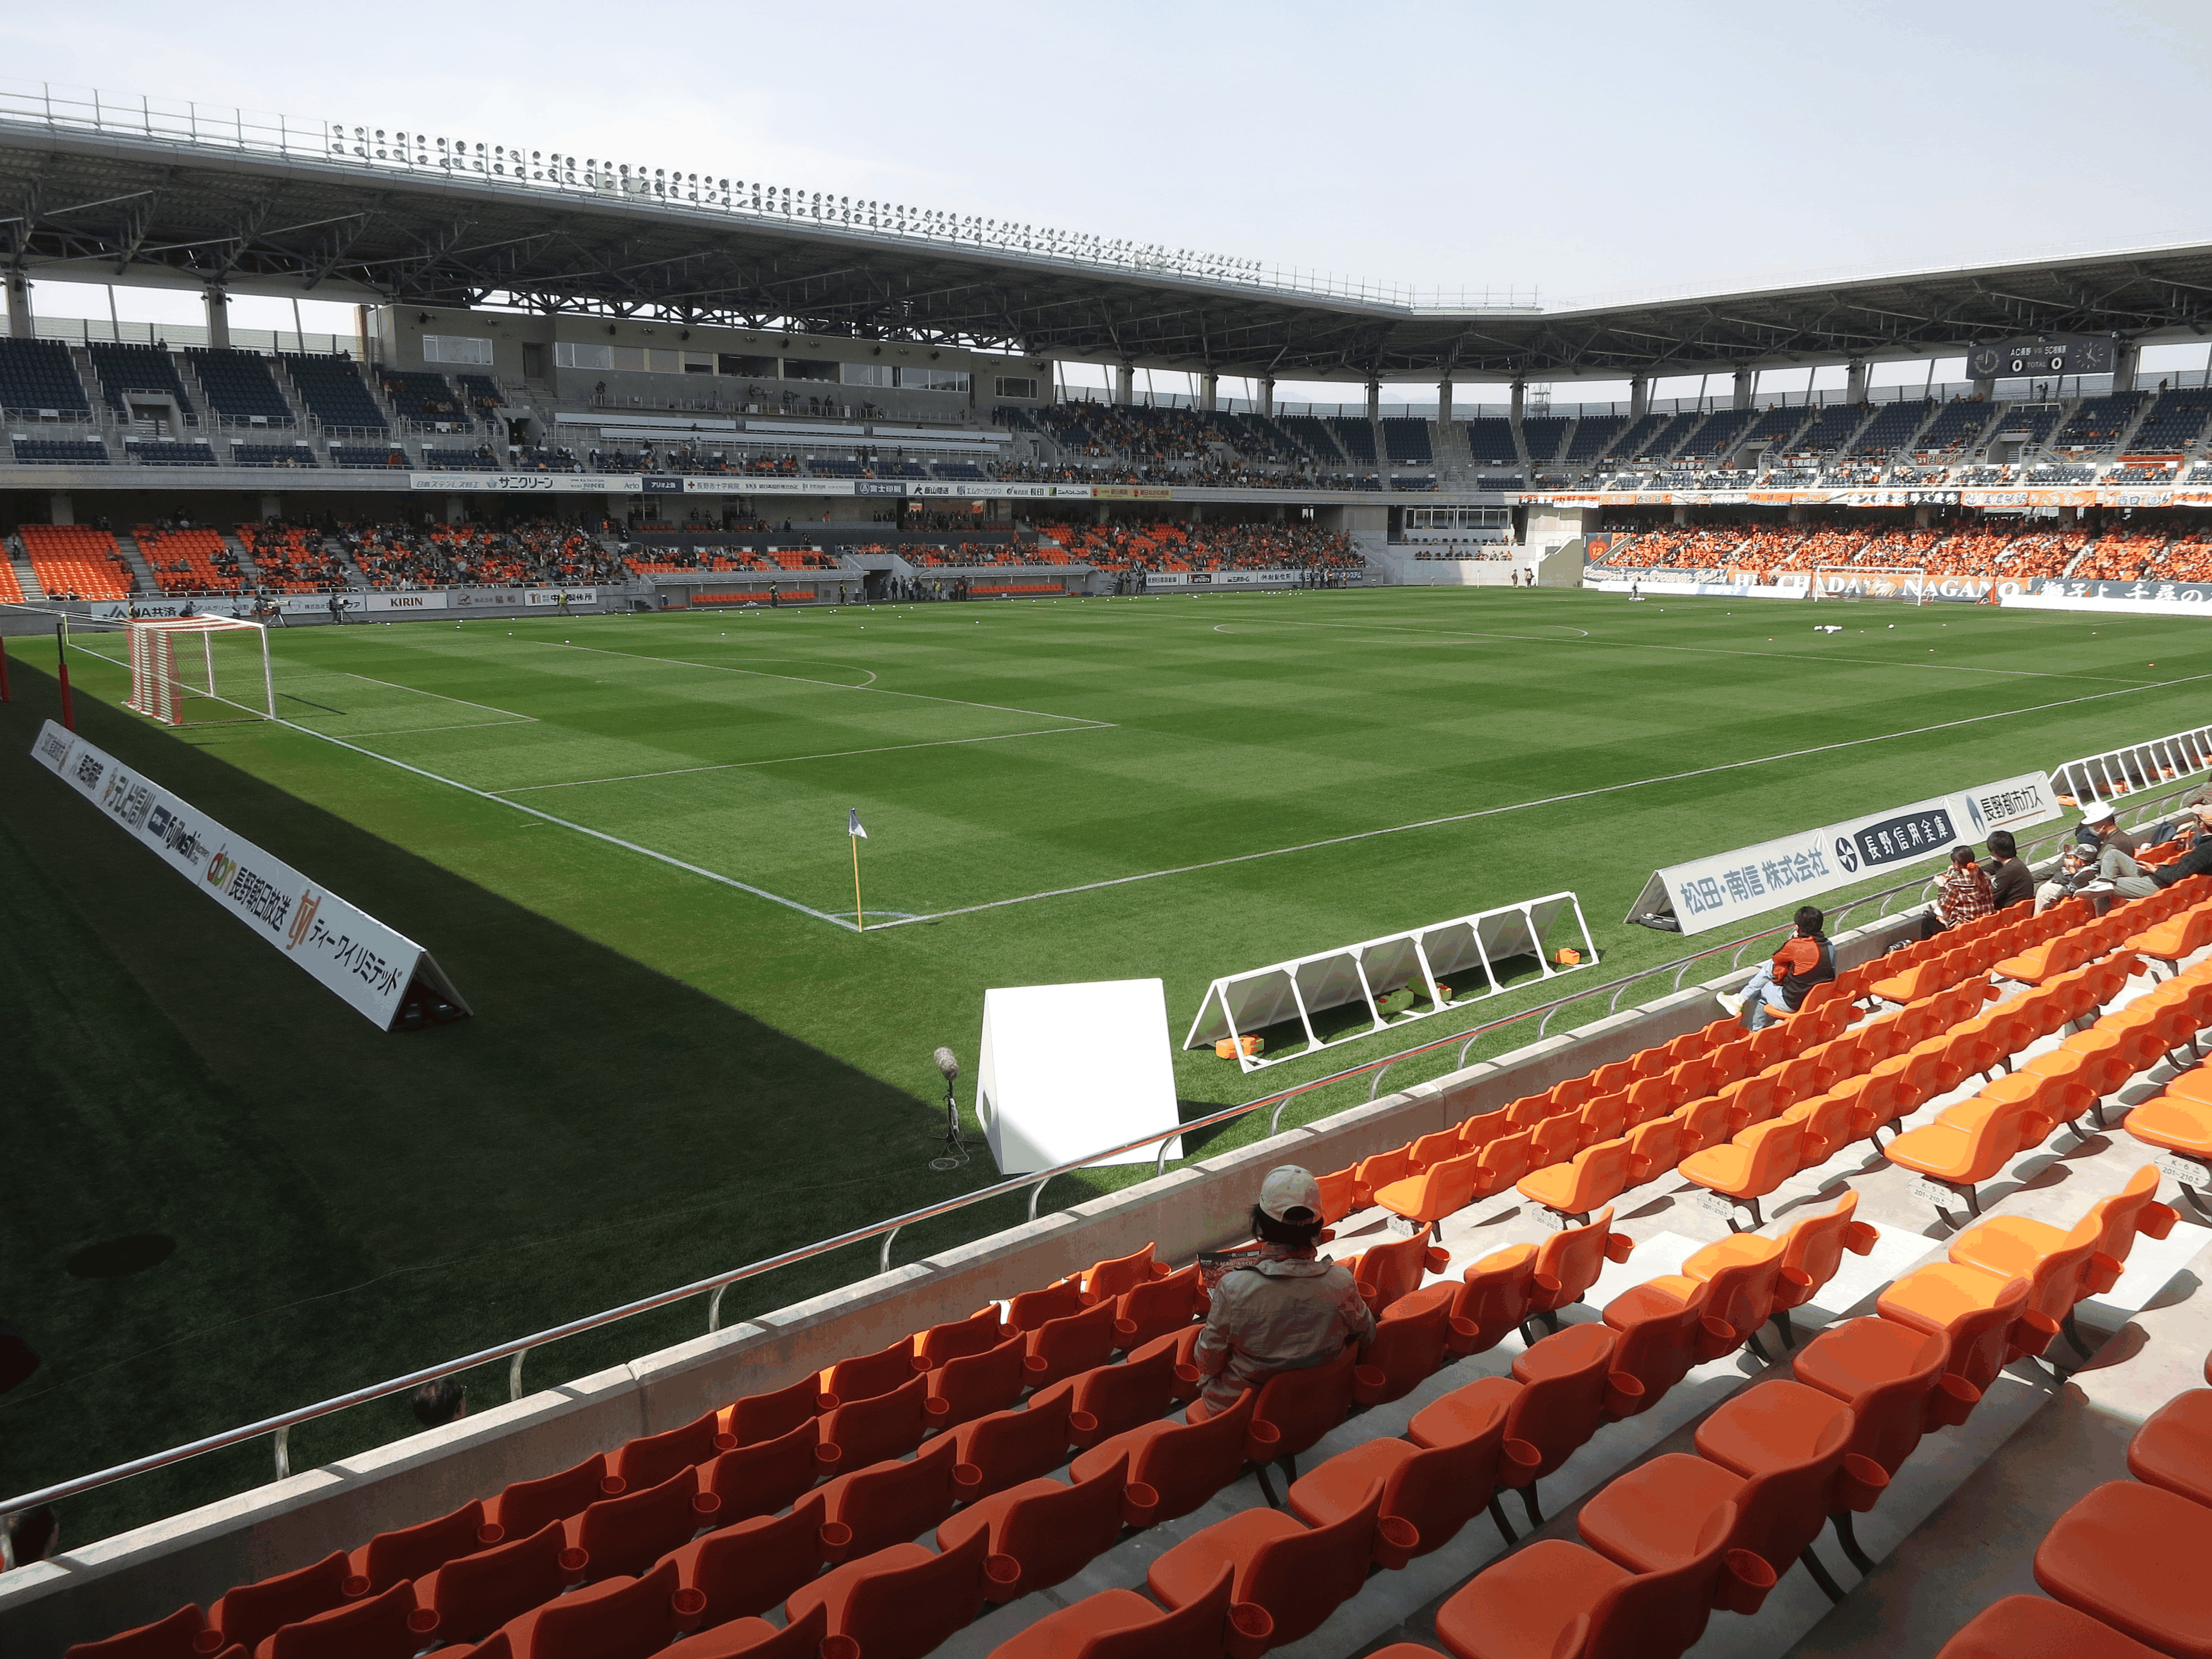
[8,88,2212,611]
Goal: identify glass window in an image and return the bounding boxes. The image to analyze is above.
[995,375,1039,400]
[843,363,895,387]
[422,335,494,365]
[553,341,614,371]
[782,358,840,382]
[719,354,779,377]
[898,367,969,393]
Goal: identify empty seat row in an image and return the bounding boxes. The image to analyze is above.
[1535,976,2001,1231]
[1423,1173,2168,1659]
[1890,947,2212,1220]
[1933,1344,2212,1656]
[64,1240,1211,1659]
[1333,972,1866,1241]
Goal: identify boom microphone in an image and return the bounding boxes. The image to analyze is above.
[933,1046,959,1084]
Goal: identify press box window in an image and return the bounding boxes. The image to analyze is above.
[422,335,494,365]
[994,375,1039,400]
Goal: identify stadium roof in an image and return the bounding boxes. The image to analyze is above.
[6,107,2212,384]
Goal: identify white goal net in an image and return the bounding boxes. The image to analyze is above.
[1809,566,1929,604]
[124,617,276,726]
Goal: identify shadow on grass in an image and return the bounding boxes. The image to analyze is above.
[0,669,1037,1547]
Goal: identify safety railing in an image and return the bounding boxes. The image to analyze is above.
[0,80,1537,319]
[3,771,2198,1533]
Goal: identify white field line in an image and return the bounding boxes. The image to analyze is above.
[493,723,1110,793]
[259,719,859,929]
[865,667,2212,929]
[340,671,539,720]
[1213,611,2158,686]
[343,718,538,737]
[65,608,2212,936]
[539,638,1114,729]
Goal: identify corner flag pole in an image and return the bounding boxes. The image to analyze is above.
[848,808,868,932]
[55,620,74,731]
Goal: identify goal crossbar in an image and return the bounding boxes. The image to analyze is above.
[124,617,277,726]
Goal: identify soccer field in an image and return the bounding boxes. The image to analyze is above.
[9,583,2212,1541]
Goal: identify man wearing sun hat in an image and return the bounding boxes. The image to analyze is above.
[1188,1166,1375,1418]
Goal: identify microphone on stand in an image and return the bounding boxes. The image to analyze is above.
[930,1048,965,1169]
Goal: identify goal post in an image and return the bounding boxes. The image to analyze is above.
[1810,566,1930,604]
[124,617,276,726]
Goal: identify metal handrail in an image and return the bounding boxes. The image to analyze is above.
[3,773,2198,1524]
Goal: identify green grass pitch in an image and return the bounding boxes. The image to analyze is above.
[6,584,2210,1541]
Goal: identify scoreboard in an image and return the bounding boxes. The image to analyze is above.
[1966,335,2116,380]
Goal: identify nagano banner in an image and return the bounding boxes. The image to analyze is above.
[1627,771,2063,936]
[28,721,469,1029]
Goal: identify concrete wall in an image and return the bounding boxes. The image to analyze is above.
[0,909,1917,1657]
[366,309,1052,418]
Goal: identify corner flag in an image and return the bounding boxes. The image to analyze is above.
[848,810,868,932]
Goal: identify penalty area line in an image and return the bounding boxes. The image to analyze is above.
[269,718,859,931]
[542,638,1113,729]
[868,666,2212,930]
[493,722,1112,794]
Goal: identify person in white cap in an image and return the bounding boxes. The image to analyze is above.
[1188,1166,1375,1418]
[2037,800,2150,911]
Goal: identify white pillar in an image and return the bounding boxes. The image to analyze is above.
[1733,366,1753,410]
[2112,342,2140,394]
[5,269,31,339]
[258,493,284,520]
[1845,359,1869,404]
[1200,371,1218,412]
[1510,379,1525,423]
[204,286,231,350]
[1113,363,1134,405]
[1365,379,1380,422]
[1437,380,1454,425]
[48,493,74,525]
[1259,376,1275,416]
[1629,374,1648,420]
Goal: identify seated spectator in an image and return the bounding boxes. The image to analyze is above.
[1922,844,1995,940]
[1979,830,2033,912]
[2112,807,2212,901]
[412,1377,468,1428]
[2074,799,2148,858]
[1189,1166,1373,1420]
[2037,841,2104,913]
[1718,906,1834,1031]
[2041,801,2156,910]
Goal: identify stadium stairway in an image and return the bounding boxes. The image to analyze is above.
[113,533,160,594]
[9,543,45,601]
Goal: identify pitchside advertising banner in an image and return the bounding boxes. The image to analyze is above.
[1145,570,1360,587]
[1627,771,2063,936]
[409,473,1193,502]
[27,721,469,1030]
[86,588,596,620]
[408,472,641,494]
[2032,577,2212,606]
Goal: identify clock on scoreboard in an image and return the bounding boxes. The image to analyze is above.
[1966,336,2116,379]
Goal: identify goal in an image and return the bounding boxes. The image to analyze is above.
[124,617,276,726]
[1809,566,1929,604]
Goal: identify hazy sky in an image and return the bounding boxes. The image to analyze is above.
[8,0,2212,403]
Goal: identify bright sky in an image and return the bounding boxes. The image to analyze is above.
[8,0,2212,406]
